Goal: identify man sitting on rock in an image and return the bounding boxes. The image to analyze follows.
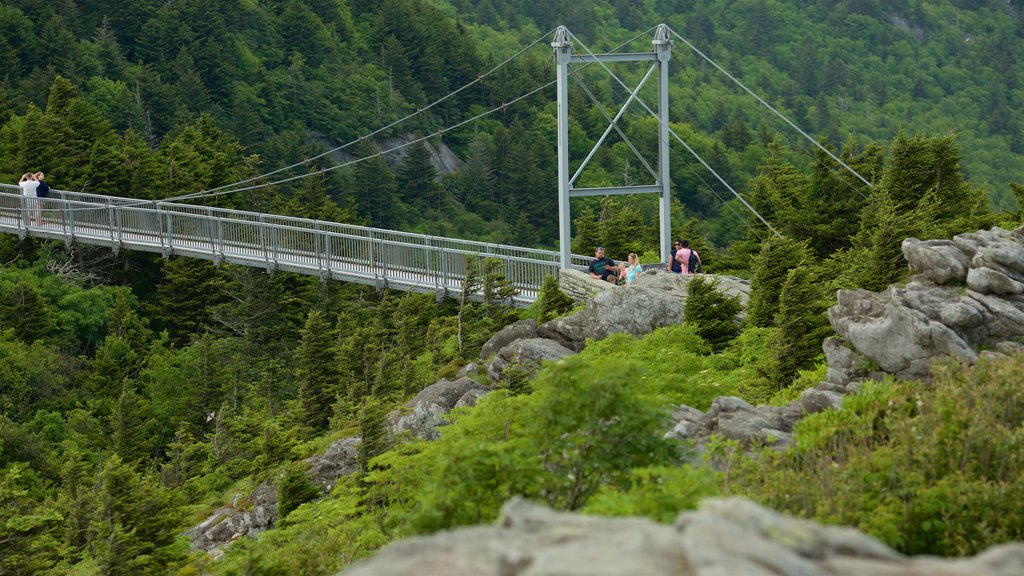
[588,246,618,284]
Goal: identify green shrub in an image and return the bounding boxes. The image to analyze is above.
[725,355,1024,556]
[583,465,719,523]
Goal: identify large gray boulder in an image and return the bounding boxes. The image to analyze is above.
[829,287,977,379]
[486,337,575,383]
[305,437,360,490]
[821,225,1024,388]
[902,237,971,284]
[480,319,538,361]
[538,273,749,352]
[391,376,491,440]
[340,497,1024,576]
[666,389,833,453]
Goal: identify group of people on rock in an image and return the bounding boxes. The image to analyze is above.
[588,239,702,285]
[17,171,49,225]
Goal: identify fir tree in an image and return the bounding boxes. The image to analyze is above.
[458,255,482,356]
[534,274,574,323]
[276,462,321,520]
[397,140,439,215]
[296,310,341,430]
[482,257,518,319]
[86,455,184,576]
[357,395,391,472]
[684,276,742,352]
[767,265,832,389]
[746,237,812,328]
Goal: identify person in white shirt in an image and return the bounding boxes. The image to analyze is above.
[18,172,40,225]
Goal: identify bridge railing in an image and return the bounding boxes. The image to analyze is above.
[0,185,593,302]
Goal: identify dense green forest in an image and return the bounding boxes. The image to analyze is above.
[2,1,1024,574]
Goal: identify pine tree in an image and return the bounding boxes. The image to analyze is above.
[87,455,184,576]
[276,462,321,520]
[767,265,832,389]
[357,395,391,472]
[458,255,482,356]
[152,257,220,346]
[353,139,399,228]
[397,140,439,215]
[684,276,742,352]
[534,274,574,323]
[482,257,518,319]
[295,310,341,430]
[746,237,812,328]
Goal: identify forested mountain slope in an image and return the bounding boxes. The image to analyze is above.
[2,2,1024,574]
[1,0,1022,250]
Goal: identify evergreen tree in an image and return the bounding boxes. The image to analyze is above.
[0,463,63,575]
[296,310,341,431]
[684,276,742,352]
[357,395,391,472]
[534,274,574,323]
[397,140,439,215]
[767,265,832,389]
[482,257,518,319]
[354,139,400,228]
[746,237,812,328]
[276,462,321,520]
[86,455,184,576]
[458,255,483,356]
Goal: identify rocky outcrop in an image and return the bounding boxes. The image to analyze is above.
[667,382,855,453]
[187,375,491,554]
[480,319,538,361]
[340,497,1024,576]
[540,271,749,352]
[485,338,575,383]
[826,227,1024,382]
[391,376,491,440]
[186,436,360,555]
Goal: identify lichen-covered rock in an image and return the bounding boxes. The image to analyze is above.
[480,319,537,361]
[829,288,977,379]
[546,271,750,352]
[340,497,1024,576]
[902,237,970,284]
[305,437,360,490]
[486,337,575,383]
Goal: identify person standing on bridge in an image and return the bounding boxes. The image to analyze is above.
[588,246,618,284]
[18,172,39,225]
[33,172,48,224]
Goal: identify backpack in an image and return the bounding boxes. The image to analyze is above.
[687,250,702,274]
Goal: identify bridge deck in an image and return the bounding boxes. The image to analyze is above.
[0,186,591,306]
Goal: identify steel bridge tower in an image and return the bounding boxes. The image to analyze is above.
[552,24,673,269]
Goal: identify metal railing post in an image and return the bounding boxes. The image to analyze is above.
[107,198,118,250]
[153,202,167,257]
[259,215,270,271]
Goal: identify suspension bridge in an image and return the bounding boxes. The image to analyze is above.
[0,25,871,305]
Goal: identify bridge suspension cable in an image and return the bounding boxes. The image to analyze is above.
[566,53,766,241]
[166,80,559,202]
[567,30,782,238]
[176,27,559,202]
[666,26,875,190]
[167,26,660,206]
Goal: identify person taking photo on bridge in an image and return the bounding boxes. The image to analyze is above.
[18,172,40,225]
[588,246,618,284]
